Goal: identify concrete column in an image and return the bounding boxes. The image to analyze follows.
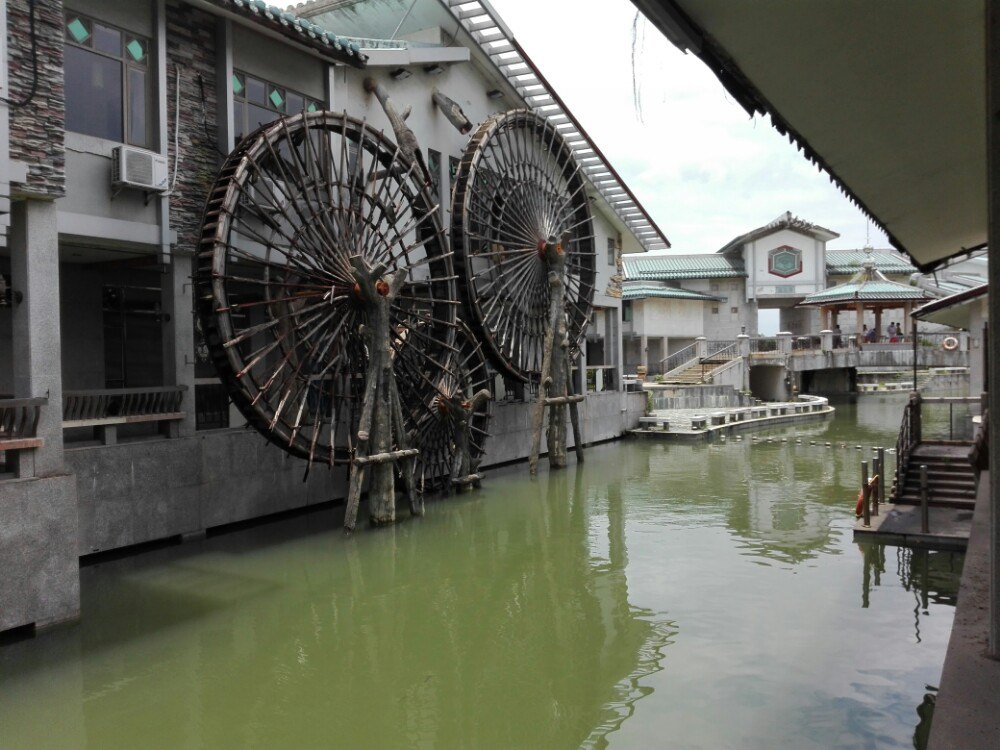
[640,335,648,368]
[776,331,793,354]
[855,300,865,339]
[988,0,1000,659]
[903,300,914,335]
[161,253,197,436]
[737,333,750,357]
[821,306,830,331]
[820,329,834,352]
[10,200,64,476]
[695,336,707,358]
[874,307,883,340]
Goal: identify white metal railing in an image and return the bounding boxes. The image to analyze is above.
[442,0,670,252]
[662,343,698,375]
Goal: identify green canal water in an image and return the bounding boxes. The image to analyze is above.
[0,398,963,749]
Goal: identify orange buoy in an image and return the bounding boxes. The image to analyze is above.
[855,490,865,517]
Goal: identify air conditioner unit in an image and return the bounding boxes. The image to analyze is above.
[112,146,168,192]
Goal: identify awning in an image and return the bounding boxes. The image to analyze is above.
[631,0,986,271]
[912,283,988,330]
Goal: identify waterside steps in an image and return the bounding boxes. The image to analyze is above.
[895,443,977,509]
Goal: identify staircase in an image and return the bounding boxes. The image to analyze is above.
[895,443,977,509]
[663,342,739,385]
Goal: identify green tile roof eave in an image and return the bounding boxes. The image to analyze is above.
[621,285,724,301]
[214,0,367,66]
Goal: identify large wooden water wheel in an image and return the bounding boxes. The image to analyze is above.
[450,110,596,383]
[195,112,459,521]
[451,110,596,473]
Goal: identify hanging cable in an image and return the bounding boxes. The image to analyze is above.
[160,64,182,196]
[2,0,39,107]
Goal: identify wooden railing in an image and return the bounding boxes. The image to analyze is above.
[63,386,187,444]
[0,396,48,478]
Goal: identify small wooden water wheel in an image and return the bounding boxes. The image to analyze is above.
[413,321,493,492]
[451,110,596,473]
[195,111,458,529]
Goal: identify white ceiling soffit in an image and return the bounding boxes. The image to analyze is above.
[441,0,671,252]
[632,0,986,271]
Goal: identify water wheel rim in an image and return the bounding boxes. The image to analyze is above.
[451,109,597,383]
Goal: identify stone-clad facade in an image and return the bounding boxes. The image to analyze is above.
[165,0,220,254]
[6,0,65,198]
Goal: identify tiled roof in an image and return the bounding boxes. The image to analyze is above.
[826,249,916,275]
[624,254,746,281]
[718,211,839,253]
[621,284,724,302]
[210,1,366,66]
[801,263,928,306]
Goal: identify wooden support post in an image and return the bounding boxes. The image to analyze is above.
[342,255,419,531]
[920,464,930,534]
[878,447,886,510]
[431,89,473,134]
[861,460,871,527]
[529,234,582,475]
[444,388,491,492]
[363,77,429,184]
[871,454,880,517]
[566,366,584,463]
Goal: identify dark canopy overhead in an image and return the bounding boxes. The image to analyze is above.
[631,0,986,271]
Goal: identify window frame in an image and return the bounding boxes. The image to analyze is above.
[64,10,152,148]
[231,69,322,141]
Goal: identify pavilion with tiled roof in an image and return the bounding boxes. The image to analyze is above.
[798,255,930,338]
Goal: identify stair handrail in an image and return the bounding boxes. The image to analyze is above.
[698,342,738,381]
[893,392,921,500]
[700,353,743,383]
[704,339,737,359]
[661,343,698,376]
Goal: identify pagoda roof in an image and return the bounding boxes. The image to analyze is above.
[800,260,929,306]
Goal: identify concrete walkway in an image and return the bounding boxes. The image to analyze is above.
[928,471,1000,749]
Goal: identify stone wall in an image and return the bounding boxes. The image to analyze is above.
[0,473,79,632]
[66,391,646,554]
[7,0,65,198]
[165,0,219,254]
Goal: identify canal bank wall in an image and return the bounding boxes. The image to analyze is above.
[64,391,646,557]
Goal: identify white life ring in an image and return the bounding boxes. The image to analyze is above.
[941,336,959,351]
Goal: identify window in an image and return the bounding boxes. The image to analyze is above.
[731,307,739,314]
[607,238,617,266]
[232,70,321,140]
[711,306,719,314]
[622,300,632,322]
[768,245,803,278]
[427,149,442,198]
[64,12,151,147]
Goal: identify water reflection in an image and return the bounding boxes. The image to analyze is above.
[860,543,963,643]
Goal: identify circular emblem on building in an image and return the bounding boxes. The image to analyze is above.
[768,245,803,278]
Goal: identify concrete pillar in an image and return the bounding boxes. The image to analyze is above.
[776,331,793,354]
[821,329,834,352]
[988,0,1000,659]
[737,333,750,357]
[695,336,707,358]
[903,300,914,335]
[161,253,197,436]
[874,307,883,340]
[640,335,648,369]
[855,300,865,341]
[821,306,830,331]
[10,200,64,476]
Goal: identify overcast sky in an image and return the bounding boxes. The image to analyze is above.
[488,0,890,255]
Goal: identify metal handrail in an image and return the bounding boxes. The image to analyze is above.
[704,339,737,359]
[893,394,919,500]
[661,343,698,375]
